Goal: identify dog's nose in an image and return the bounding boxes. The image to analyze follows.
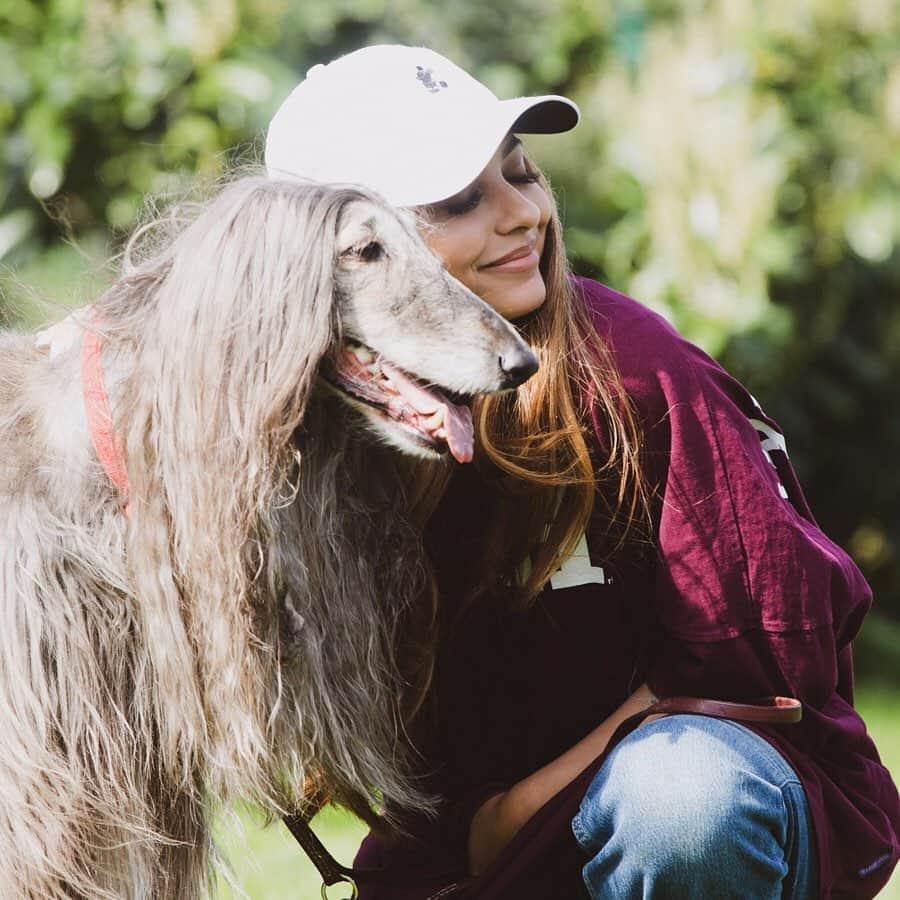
[499,346,539,388]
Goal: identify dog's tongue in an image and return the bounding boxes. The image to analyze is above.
[379,361,474,463]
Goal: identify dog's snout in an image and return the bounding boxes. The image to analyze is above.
[499,346,539,388]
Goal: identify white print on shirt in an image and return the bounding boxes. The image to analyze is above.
[747,393,790,499]
[748,417,789,500]
[550,532,610,590]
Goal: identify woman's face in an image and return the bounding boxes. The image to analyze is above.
[418,134,552,320]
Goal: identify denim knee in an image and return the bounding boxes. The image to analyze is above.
[570,714,816,899]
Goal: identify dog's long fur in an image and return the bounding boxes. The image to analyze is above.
[0,176,534,897]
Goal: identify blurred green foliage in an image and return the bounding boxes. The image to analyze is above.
[2,0,899,626]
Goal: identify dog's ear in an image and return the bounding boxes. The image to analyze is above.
[138,179,347,458]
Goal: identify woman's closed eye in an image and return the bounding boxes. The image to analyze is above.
[507,168,541,185]
[438,169,540,218]
[442,188,484,217]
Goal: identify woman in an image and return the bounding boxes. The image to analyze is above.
[266,45,899,898]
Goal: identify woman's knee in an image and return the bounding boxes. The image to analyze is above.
[571,714,795,859]
[569,715,814,897]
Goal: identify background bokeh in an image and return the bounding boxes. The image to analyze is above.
[2,0,898,896]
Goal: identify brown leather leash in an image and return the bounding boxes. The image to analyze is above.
[642,694,803,724]
[280,695,803,898]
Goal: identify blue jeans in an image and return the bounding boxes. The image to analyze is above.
[570,714,817,899]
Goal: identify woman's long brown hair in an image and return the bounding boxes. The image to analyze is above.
[394,159,651,747]
[468,161,650,610]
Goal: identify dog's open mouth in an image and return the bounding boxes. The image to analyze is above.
[323,343,474,463]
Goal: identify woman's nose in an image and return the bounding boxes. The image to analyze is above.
[496,183,542,234]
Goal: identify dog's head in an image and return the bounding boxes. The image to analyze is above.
[324,191,538,462]
[122,177,537,468]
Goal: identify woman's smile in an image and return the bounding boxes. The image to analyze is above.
[480,240,540,272]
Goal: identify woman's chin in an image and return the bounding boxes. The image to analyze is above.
[483,273,547,320]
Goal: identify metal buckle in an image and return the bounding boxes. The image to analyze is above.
[321,875,359,899]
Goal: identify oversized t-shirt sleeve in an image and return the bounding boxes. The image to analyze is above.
[597,298,873,705]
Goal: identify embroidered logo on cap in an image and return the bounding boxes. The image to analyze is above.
[416,65,448,93]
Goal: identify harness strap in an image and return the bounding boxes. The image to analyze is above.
[81,321,131,513]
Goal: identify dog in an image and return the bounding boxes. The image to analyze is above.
[0,175,538,898]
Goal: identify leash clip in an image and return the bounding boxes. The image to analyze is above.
[321,875,358,899]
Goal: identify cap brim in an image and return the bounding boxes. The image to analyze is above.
[503,95,580,134]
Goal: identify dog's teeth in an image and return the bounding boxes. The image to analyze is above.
[353,346,374,364]
[425,409,444,429]
[434,427,447,440]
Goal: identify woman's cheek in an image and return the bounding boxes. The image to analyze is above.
[422,229,464,276]
[434,237,485,293]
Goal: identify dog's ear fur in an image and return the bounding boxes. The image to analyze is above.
[114,180,359,789]
[145,179,343,455]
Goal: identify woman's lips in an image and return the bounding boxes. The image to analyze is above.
[481,247,540,273]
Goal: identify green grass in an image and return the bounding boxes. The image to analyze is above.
[212,679,900,898]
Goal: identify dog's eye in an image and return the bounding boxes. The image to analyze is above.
[358,241,384,262]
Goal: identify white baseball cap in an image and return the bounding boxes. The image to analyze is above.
[264,44,579,208]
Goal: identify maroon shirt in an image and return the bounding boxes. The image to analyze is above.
[352,277,899,898]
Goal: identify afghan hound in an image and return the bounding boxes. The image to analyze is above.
[0,175,538,898]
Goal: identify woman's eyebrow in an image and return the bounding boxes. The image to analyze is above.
[502,134,523,157]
